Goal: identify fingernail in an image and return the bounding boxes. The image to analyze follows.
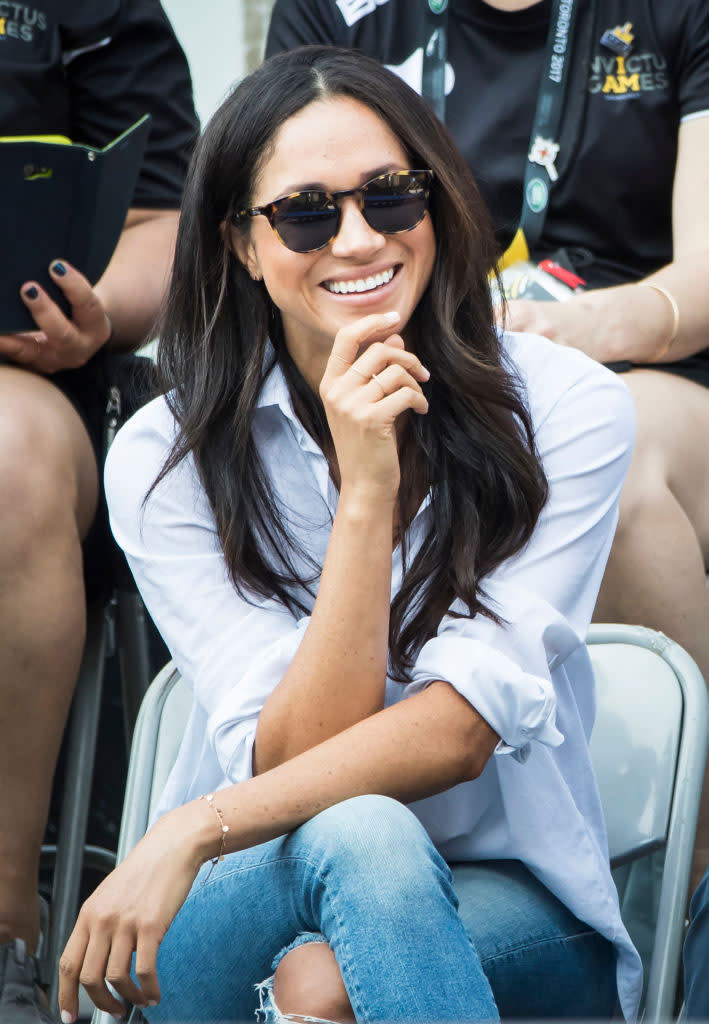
[148,1000,159,1006]
[421,366,430,379]
[60,1012,74,1024]
[24,286,39,300]
[51,261,67,276]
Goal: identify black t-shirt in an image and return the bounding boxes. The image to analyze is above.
[266,0,709,290]
[0,0,199,207]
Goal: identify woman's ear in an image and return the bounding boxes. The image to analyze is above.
[223,222,262,281]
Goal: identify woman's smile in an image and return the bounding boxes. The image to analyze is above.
[234,96,436,378]
[320,262,401,298]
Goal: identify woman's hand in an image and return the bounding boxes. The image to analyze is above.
[0,260,112,374]
[58,806,207,1022]
[319,312,430,502]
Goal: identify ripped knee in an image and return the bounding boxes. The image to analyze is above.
[257,939,354,1024]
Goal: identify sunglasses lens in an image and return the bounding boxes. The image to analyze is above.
[273,191,339,253]
[362,172,430,234]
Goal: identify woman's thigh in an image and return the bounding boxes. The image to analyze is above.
[452,860,617,1019]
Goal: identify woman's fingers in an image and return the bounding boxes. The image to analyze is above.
[366,362,426,402]
[105,928,149,1009]
[58,922,89,1024]
[326,311,401,375]
[134,928,163,1007]
[352,340,430,383]
[374,386,429,419]
[65,921,128,1019]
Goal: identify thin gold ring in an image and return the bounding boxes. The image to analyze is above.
[370,372,386,396]
[332,353,353,369]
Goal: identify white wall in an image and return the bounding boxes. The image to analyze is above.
[162,0,275,126]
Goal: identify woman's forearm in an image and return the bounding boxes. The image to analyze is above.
[580,252,709,364]
[253,485,396,773]
[194,680,499,863]
[94,209,179,348]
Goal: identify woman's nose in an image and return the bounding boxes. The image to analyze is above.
[330,197,386,259]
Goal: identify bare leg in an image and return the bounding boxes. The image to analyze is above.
[273,943,355,1024]
[0,367,98,952]
[594,368,709,888]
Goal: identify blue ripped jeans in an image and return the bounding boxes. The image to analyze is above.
[143,795,617,1023]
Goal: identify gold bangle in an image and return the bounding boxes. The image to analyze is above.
[200,793,230,881]
[638,282,679,361]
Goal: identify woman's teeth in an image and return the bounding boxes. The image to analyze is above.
[324,267,396,294]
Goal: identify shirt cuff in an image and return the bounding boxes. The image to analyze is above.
[407,633,564,753]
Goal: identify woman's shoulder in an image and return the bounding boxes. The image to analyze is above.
[105,394,178,485]
[500,329,632,431]
[103,394,198,541]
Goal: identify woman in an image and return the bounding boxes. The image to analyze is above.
[59,47,640,1024]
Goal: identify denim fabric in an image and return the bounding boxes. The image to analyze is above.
[684,866,709,1019]
[142,796,616,1023]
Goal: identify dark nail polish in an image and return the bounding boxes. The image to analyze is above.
[24,286,39,300]
[52,261,67,276]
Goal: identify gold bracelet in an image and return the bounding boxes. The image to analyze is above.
[200,793,230,881]
[638,282,679,361]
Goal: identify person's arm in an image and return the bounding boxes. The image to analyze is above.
[58,678,498,1021]
[504,116,709,363]
[254,313,430,772]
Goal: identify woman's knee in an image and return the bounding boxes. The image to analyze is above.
[296,795,452,905]
[271,942,354,1024]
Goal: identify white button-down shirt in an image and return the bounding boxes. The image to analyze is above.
[105,331,641,1017]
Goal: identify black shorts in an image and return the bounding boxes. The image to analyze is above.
[613,349,709,388]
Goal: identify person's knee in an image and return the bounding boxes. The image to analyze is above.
[300,795,451,906]
[0,374,95,555]
[272,942,354,1024]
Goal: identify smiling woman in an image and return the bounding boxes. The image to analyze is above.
[59,46,640,1024]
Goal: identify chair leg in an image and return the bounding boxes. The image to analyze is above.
[46,600,108,1011]
[115,590,153,750]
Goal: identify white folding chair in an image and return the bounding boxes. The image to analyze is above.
[94,626,708,1024]
[588,624,708,1022]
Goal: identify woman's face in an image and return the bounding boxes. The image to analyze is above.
[235,96,436,382]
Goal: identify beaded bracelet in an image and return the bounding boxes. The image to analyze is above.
[200,793,230,882]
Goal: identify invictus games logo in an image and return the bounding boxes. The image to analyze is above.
[589,24,667,98]
[428,0,448,13]
[0,3,47,42]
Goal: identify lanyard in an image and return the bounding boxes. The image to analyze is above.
[421,0,595,250]
[519,0,590,248]
[421,0,448,122]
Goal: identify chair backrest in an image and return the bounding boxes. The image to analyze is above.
[587,624,708,1022]
[98,625,707,1024]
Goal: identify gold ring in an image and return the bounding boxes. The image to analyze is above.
[332,353,353,369]
[370,372,386,395]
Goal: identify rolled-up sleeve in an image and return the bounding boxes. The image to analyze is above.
[104,401,309,783]
[405,351,635,755]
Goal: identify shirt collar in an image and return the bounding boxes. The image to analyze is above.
[255,346,322,457]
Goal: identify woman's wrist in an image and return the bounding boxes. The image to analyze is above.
[338,482,398,517]
[170,798,226,869]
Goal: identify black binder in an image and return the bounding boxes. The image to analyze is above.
[0,114,151,333]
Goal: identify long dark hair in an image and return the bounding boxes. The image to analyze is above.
[153,46,548,681]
